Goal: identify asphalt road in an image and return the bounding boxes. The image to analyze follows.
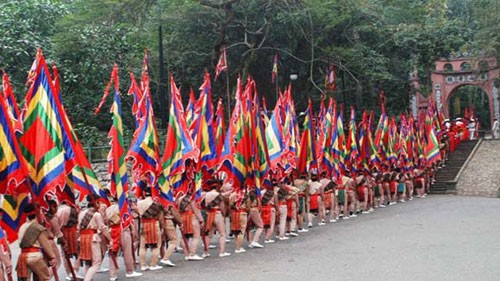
[18,195,500,281]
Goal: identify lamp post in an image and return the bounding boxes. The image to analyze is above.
[290,71,301,106]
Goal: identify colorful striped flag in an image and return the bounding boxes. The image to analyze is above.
[0,73,31,242]
[346,106,359,174]
[358,111,370,172]
[193,72,217,170]
[0,193,29,242]
[0,85,29,195]
[250,79,270,191]
[19,51,76,206]
[425,115,442,165]
[332,109,346,176]
[265,94,285,175]
[127,72,144,129]
[185,88,197,131]
[219,77,252,190]
[126,71,160,185]
[158,76,199,201]
[368,111,381,169]
[105,65,133,229]
[281,86,299,174]
[320,98,335,177]
[388,117,399,165]
[297,99,316,175]
[315,98,327,174]
[214,98,226,161]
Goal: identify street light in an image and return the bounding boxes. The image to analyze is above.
[290,72,298,81]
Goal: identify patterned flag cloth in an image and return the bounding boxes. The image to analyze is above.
[19,50,77,207]
[297,99,317,175]
[0,193,29,242]
[157,76,199,203]
[0,87,28,195]
[346,107,360,174]
[185,89,198,132]
[2,72,23,134]
[105,65,133,229]
[280,86,299,176]
[0,73,31,242]
[321,99,336,178]
[215,47,228,80]
[265,93,285,174]
[219,77,252,190]
[333,109,346,176]
[214,98,226,161]
[249,77,270,192]
[193,72,217,171]
[425,115,442,165]
[126,59,161,186]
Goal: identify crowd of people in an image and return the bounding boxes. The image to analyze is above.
[6,153,450,281]
[1,48,489,281]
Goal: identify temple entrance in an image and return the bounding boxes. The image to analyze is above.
[425,55,500,131]
[448,85,491,130]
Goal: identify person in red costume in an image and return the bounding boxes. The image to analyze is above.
[448,122,458,152]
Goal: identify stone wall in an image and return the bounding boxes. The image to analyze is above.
[457,140,500,197]
[91,161,135,189]
[91,162,111,188]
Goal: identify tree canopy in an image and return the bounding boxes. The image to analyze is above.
[0,0,497,145]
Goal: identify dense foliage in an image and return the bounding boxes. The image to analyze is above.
[0,0,497,145]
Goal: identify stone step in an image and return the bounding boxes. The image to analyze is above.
[435,177,460,181]
[429,139,479,194]
[430,181,457,194]
[435,176,460,179]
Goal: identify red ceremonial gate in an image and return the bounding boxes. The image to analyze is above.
[417,55,500,127]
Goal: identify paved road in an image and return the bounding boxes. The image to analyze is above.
[25,195,500,281]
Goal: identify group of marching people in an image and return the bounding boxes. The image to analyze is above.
[0,48,467,281]
[4,149,447,281]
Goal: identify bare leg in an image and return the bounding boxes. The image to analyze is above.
[189,217,201,256]
[318,197,326,224]
[278,205,287,238]
[265,208,276,240]
[249,210,263,244]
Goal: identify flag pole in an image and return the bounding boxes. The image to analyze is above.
[225,70,231,122]
[275,77,279,104]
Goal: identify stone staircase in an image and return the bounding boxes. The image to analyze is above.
[429,139,480,194]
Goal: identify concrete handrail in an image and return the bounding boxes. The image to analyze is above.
[453,138,483,182]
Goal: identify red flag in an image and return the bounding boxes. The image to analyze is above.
[272,54,279,84]
[215,47,228,80]
[325,64,337,91]
[26,48,42,86]
[2,72,23,134]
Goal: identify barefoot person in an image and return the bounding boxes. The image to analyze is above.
[201,179,231,257]
[137,186,164,271]
[77,195,112,281]
[179,193,205,261]
[246,188,265,249]
[229,189,248,254]
[106,194,142,280]
[16,203,57,281]
[160,204,183,267]
[261,185,277,243]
